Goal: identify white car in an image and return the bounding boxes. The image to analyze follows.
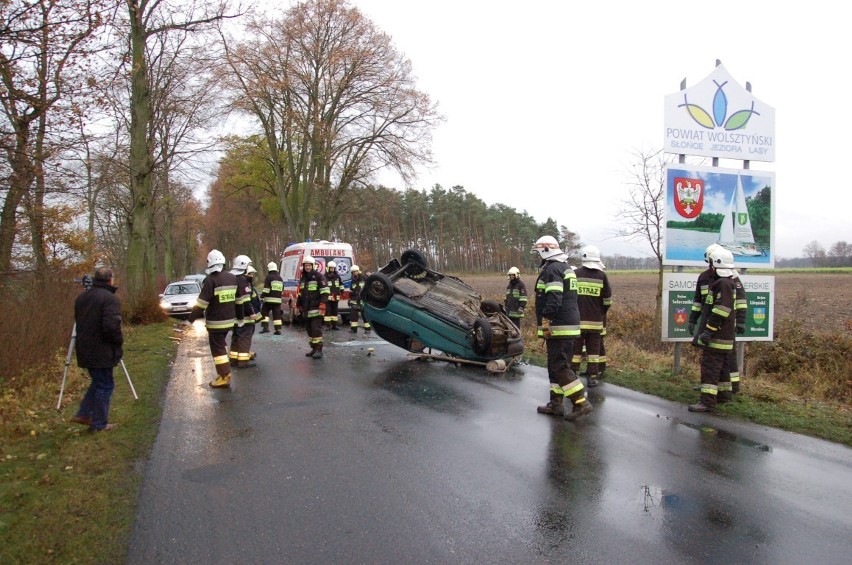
[159,281,201,318]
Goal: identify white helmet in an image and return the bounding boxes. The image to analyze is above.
[206,249,226,274]
[327,261,337,270]
[351,264,360,273]
[302,255,316,266]
[532,235,562,260]
[704,243,723,263]
[507,266,520,277]
[231,254,252,273]
[581,245,606,270]
[267,262,278,272]
[709,248,736,277]
[246,265,257,276]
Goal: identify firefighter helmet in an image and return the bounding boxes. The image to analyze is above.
[709,247,735,269]
[507,266,520,278]
[302,255,316,266]
[327,261,337,270]
[532,235,562,260]
[232,254,252,273]
[246,265,257,276]
[581,245,606,270]
[206,249,226,274]
[704,243,723,263]
[351,265,360,274]
[267,261,278,272]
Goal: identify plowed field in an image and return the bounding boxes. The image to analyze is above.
[463,272,850,333]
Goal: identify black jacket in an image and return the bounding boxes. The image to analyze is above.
[74,281,123,369]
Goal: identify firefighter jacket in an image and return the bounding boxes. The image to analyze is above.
[534,258,581,340]
[246,279,262,321]
[505,278,528,319]
[189,270,239,331]
[690,268,746,326]
[234,273,254,321]
[693,274,737,351]
[74,280,123,369]
[261,271,284,304]
[326,271,343,302]
[297,269,329,318]
[574,266,612,331]
[350,273,365,307]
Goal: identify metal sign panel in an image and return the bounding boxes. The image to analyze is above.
[663,164,775,268]
[664,64,775,162]
[662,273,775,342]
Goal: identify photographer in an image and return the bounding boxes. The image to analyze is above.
[71,267,123,432]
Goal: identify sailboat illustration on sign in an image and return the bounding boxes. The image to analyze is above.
[717,175,762,256]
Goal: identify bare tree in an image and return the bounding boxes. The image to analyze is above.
[220,0,441,241]
[123,0,237,316]
[803,240,827,267]
[616,148,670,326]
[0,0,107,276]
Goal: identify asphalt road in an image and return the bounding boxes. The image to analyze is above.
[126,322,852,564]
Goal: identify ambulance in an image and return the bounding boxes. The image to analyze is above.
[280,240,355,323]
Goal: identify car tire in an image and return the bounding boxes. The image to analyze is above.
[480,299,501,315]
[365,273,394,308]
[472,317,493,356]
[401,249,428,270]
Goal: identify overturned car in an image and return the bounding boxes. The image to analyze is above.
[362,250,524,363]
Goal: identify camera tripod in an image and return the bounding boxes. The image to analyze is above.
[56,322,138,410]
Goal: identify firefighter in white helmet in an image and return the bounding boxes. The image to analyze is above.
[504,267,528,328]
[228,254,256,368]
[532,235,593,421]
[260,261,284,335]
[297,255,329,358]
[689,247,738,412]
[186,249,239,388]
[570,245,612,387]
[324,260,342,330]
[348,265,371,333]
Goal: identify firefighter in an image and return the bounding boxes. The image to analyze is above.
[245,265,263,360]
[228,255,256,369]
[533,235,593,421]
[186,250,240,388]
[348,265,371,333]
[689,244,747,397]
[504,267,528,328]
[571,245,612,387]
[324,261,342,330]
[297,255,329,358]
[260,261,284,335]
[689,247,738,412]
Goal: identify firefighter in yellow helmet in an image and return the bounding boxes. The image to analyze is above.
[297,255,329,358]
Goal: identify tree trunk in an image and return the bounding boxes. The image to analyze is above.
[126,3,157,315]
[0,126,33,274]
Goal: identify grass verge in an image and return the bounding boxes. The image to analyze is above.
[0,322,177,564]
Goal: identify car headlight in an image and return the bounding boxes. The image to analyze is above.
[160,300,171,309]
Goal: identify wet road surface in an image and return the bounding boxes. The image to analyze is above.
[127,323,852,564]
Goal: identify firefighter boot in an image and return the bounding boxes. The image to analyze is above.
[564,398,594,421]
[305,346,316,357]
[311,344,324,359]
[259,326,269,334]
[351,325,358,333]
[536,391,564,417]
[209,373,231,388]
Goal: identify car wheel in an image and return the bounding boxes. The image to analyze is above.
[401,249,428,270]
[365,273,394,308]
[472,317,493,356]
[480,299,501,315]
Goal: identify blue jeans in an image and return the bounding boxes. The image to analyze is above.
[76,367,115,431]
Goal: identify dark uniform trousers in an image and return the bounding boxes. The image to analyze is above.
[699,348,731,407]
[209,330,231,377]
[231,324,255,362]
[261,302,283,329]
[546,338,585,404]
[571,330,603,376]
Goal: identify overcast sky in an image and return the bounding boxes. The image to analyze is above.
[324,0,847,259]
